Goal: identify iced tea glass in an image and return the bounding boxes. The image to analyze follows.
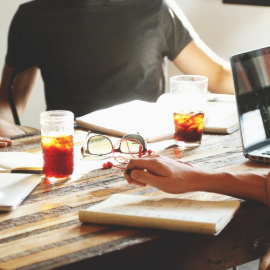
[170,75,208,148]
[40,110,74,180]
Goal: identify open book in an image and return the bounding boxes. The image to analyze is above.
[0,152,43,173]
[76,94,239,142]
[79,194,240,235]
[0,152,42,210]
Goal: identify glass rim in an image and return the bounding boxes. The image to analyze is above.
[40,110,74,118]
[40,110,74,125]
[170,75,208,83]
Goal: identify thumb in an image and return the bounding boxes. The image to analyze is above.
[130,169,164,188]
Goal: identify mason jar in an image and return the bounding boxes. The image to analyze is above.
[40,110,74,180]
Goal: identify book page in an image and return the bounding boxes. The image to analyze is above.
[79,194,240,235]
[0,152,43,170]
[76,100,174,142]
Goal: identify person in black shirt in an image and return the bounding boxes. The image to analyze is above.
[0,0,234,137]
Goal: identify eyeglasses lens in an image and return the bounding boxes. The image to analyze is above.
[88,135,112,155]
[121,134,146,153]
[119,140,141,154]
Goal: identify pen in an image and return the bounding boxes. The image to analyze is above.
[125,169,132,176]
[0,167,43,174]
[10,131,41,140]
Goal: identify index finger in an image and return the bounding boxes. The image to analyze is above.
[125,155,170,176]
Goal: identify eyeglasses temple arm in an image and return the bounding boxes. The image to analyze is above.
[138,145,142,158]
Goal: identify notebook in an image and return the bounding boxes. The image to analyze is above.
[157,93,239,134]
[76,94,238,143]
[203,94,238,134]
[231,45,270,163]
[0,152,43,211]
[0,152,43,172]
[0,173,41,211]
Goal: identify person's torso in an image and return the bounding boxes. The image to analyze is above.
[9,0,191,116]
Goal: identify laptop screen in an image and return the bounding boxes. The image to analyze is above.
[231,46,270,155]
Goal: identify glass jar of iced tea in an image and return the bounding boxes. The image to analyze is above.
[40,110,74,180]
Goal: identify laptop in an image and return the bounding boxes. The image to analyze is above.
[0,173,41,211]
[231,45,270,163]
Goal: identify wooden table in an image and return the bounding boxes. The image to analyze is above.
[1,129,270,270]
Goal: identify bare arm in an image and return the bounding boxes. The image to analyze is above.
[124,155,269,206]
[125,155,270,270]
[0,64,38,136]
[173,40,234,95]
[0,64,39,121]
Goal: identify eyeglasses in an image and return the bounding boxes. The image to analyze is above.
[81,132,147,157]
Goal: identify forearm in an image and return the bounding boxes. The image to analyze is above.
[193,39,234,94]
[125,155,270,206]
[208,62,234,95]
[12,67,39,115]
[0,65,16,122]
[197,170,269,205]
[173,40,234,95]
[0,65,39,122]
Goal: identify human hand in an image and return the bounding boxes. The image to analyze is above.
[259,248,270,270]
[0,137,12,147]
[124,154,206,194]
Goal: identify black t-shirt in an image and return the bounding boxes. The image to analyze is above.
[6,0,194,117]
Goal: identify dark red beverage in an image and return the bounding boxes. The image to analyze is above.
[41,135,74,179]
[173,112,204,143]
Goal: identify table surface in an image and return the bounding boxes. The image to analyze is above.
[1,129,270,270]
